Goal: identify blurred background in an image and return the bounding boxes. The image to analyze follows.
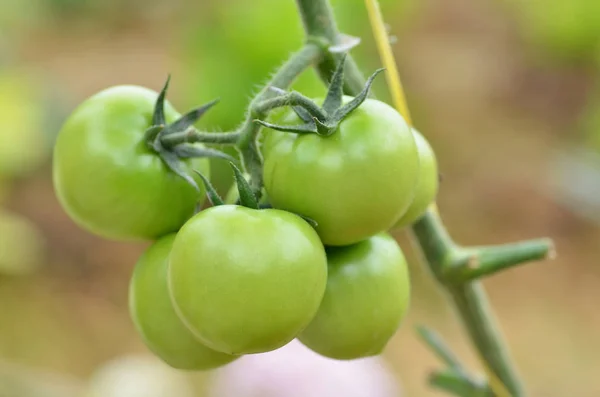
[1,0,599,396]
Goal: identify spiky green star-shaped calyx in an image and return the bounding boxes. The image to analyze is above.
[255,55,384,137]
[144,76,235,191]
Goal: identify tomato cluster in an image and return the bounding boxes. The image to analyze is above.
[52,65,439,369]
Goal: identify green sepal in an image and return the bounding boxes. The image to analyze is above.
[322,54,346,114]
[292,106,313,123]
[144,77,225,191]
[254,202,318,228]
[143,125,164,145]
[174,145,237,163]
[313,117,336,136]
[297,214,318,228]
[163,99,220,136]
[254,119,316,135]
[330,68,384,123]
[194,170,224,207]
[230,162,259,210]
[259,56,383,138]
[152,75,170,126]
[159,149,199,192]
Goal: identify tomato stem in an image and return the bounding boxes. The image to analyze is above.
[295,0,367,95]
[160,129,241,147]
[449,238,555,283]
[235,43,325,198]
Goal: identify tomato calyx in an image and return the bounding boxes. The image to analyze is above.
[196,163,318,227]
[144,76,235,191]
[196,162,259,209]
[254,55,384,137]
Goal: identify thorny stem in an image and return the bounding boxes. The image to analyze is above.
[296,0,555,396]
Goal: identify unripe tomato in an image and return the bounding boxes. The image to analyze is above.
[394,130,438,228]
[263,97,419,246]
[129,234,236,370]
[299,234,410,360]
[169,205,327,355]
[53,86,209,241]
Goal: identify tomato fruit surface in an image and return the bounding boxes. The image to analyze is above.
[53,85,208,240]
[262,97,418,246]
[299,233,410,360]
[168,205,327,355]
[394,130,438,228]
[129,234,236,370]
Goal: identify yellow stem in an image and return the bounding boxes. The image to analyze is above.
[363,0,412,126]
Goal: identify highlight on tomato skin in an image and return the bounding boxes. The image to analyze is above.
[129,234,237,371]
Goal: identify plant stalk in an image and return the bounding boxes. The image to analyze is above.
[295,0,366,95]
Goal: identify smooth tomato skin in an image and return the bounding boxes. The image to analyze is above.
[53,86,208,241]
[262,97,418,246]
[393,130,438,228]
[168,205,328,355]
[129,234,236,370]
[299,233,410,360]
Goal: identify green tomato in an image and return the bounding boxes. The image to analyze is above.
[53,86,208,241]
[299,233,410,360]
[394,130,438,228]
[262,97,419,246]
[129,234,236,370]
[169,205,327,355]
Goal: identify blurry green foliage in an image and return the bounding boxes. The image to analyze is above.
[0,210,44,276]
[580,85,600,153]
[505,0,600,62]
[0,69,48,179]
